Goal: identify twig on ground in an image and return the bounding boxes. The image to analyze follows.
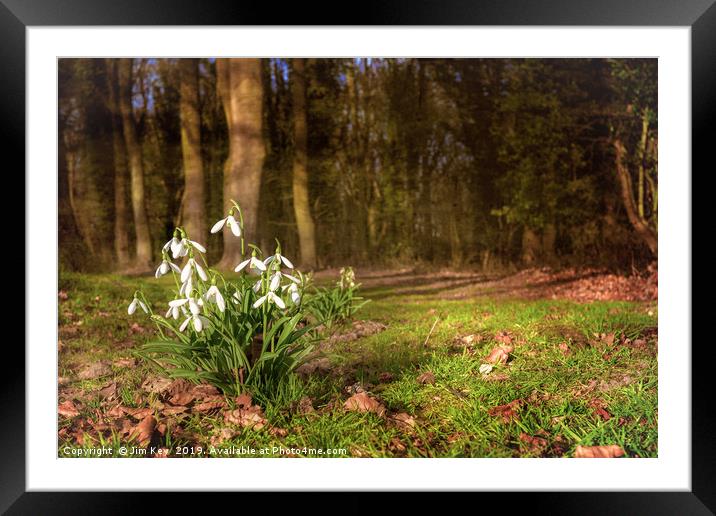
[423,317,440,347]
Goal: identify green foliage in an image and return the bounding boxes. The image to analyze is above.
[132,207,327,398]
[304,267,369,330]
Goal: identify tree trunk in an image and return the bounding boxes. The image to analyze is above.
[216,58,266,268]
[117,58,153,268]
[105,59,131,268]
[290,59,317,268]
[613,138,658,255]
[179,59,206,245]
[522,227,540,265]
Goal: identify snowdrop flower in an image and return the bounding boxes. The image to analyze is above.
[269,271,282,292]
[253,291,286,310]
[172,238,206,259]
[169,296,202,316]
[155,258,181,278]
[179,313,210,332]
[210,214,241,237]
[171,238,187,259]
[181,258,208,283]
[179,275,193,297]
[264,251,294,269]
[163,236,180,254]
[128,297,148,315]
[204,285,226,312]
[288,282,300,304]
[235,254,267,273]
[232,291,242,304]
[253,279,262,293]
[165,304,181,320]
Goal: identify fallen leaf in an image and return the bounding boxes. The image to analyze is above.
[129,323,145,334]
[113,358,136,368]
[484,345,513,365]
[170,391,195,406]
[193,397,226,413]
[162,406,188,416]
[487,399,522,423]
[378,372,394,383]
[344,392,386,416]
[107,405,125,418]
[558,342,571,356]
[495,331,513,345]
[235,393,253,408]
[269,427,289,437]
[77,361,111,380]
[58,400,80,418]
[224,405,267,430]
[390,412,416,430]
[296,396,314,415]
[588,399,612,421]
[417,371,435,385]
[58,290,69,301]
[129,415,156,447]
[574,445,625,458]
[122,407,153,420]
[519,432,549,455]
[98,382,117,400]
[388,437,407,453]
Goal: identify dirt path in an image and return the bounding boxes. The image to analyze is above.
[315,265,657,303]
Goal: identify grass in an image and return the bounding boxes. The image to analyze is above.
[57,271,658,458]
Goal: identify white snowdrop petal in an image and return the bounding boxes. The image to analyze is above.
[271,293,286,309]
[155,266,162,279]
[160,262,170,274]
[189,240,206,253]
[169,262,181,273]
[283,273,300,283]
[195,263,208,281]
[172,306,180,319]
[165,307,172,318]
[263,255,274,265]
[281,256,294,269]
[181,262,192,283]
[138,301,149,313]
[269,272,281,292]
[228,216,241,237]
[179,317,190,332]
[169,298,189,308]
[235,259,250,272]
[253,258,267,271]
[253,295,267,308]
[193,315,203,332]
[253,280,262,292]
[189,298,200,315]
[128,299,137,315]
[210,218,227,234]
[216,293,226,312]
[291,292,300,304]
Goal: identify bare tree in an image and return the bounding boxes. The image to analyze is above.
[216,58,266,268]
[179,59,206,245]
[117,58,153,268]
[290,59,317,268]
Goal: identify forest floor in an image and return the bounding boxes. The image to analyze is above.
[57,267,658,458]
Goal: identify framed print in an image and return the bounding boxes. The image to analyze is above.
[5,0,712,512]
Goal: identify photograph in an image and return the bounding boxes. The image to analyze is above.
[57,57,659,459]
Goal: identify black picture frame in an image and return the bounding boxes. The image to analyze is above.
[5,0,710,512]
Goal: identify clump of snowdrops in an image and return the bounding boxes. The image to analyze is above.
[304,266,369,330]
[129,201,315,396]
